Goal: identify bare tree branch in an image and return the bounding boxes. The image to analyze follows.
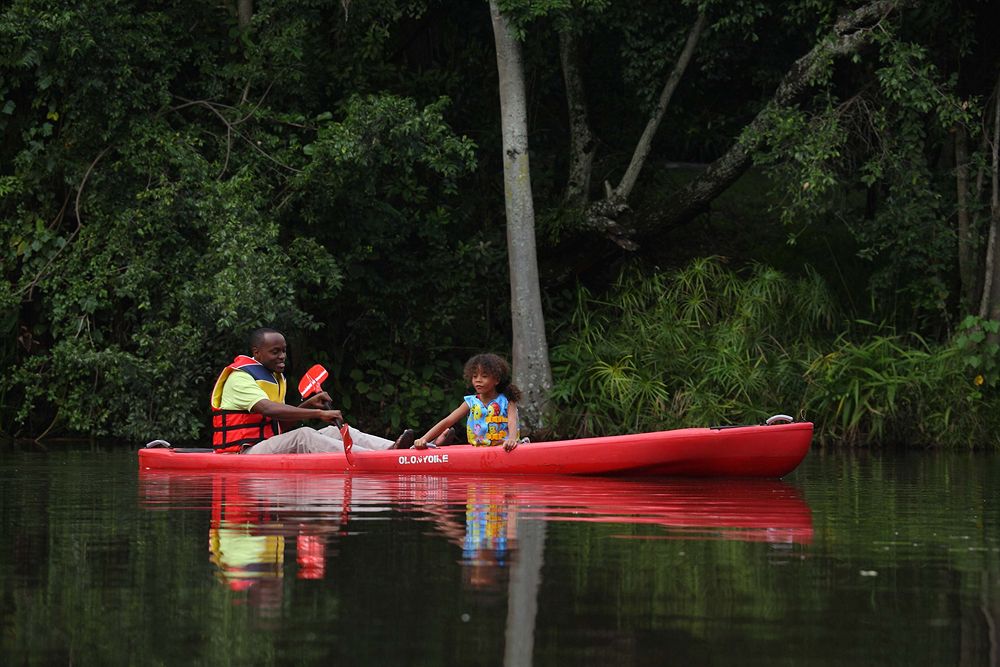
[612,12,706,203]
[642,0,913,237]
[173,96,302,177]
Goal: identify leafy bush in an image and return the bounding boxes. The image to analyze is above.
[804,329,958,445]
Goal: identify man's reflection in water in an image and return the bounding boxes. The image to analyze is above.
[209,521,285,590]
[207,477,334,617]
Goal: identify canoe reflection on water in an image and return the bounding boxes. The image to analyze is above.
[139,472,812,602]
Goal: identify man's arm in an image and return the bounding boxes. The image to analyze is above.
[222,371,340,430]
[251,399,342,430]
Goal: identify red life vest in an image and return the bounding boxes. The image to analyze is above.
[210,355,286,453]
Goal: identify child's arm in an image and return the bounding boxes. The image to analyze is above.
[503,402,519,451]
[414,403,470,449]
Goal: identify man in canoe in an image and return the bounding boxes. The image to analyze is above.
[210,327,414,454]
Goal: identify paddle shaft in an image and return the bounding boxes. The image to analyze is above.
[322,399,355,465]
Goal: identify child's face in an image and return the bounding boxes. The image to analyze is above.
[470,368,499,396]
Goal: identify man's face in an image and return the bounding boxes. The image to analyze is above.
[253,332,287,374]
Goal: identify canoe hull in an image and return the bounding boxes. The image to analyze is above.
[138,422,812,478]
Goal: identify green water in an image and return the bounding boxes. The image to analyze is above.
[1,447,998,665]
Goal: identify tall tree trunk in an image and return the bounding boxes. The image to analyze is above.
[645,0,913,235]
[611,12,706,203]
[235,0,254,105]
[978,72,1000,322]
[559,29,595,208]
[489,1,553,432]
[237,0,252,28]
[955,124,976,308]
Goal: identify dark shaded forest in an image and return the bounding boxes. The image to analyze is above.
[2,0,999,447]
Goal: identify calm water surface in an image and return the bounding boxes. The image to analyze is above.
[1,447,998,665]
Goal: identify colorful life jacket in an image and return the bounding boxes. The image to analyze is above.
[464,393,512,446]
[210,355,286,453]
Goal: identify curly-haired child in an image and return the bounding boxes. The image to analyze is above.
[403,353,524,452]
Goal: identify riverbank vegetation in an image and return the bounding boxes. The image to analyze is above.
[549,258,1000,447]
[2,0,999,447]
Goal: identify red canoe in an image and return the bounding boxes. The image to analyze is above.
[138,421,812,477]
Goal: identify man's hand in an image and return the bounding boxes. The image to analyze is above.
[300,391,332,410]
[317,409,344,424]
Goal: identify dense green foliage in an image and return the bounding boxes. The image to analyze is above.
[551,258,832,434]
[550,257,1000,447]
[1,1,481,441]
[2,0,999,446]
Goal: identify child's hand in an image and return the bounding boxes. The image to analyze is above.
[503,437,518,452]
[413,438,428,450]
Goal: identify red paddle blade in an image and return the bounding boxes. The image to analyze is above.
[341,423,354,465]
[298,364,329,399]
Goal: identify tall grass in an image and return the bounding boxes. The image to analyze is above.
[803,325,999,447]
[548,257,999,448]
